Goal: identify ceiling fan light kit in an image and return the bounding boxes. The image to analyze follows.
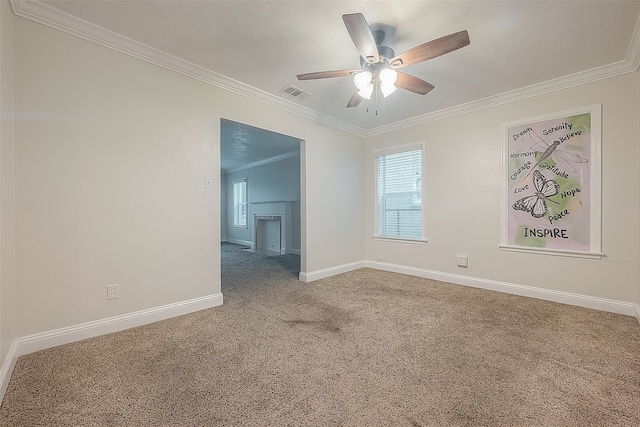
[379,68,398,97]
[354,71,373,91]
[296,13,470,110]
[380,81,397,98]
[358,83,374,100]
[379,68,398,86]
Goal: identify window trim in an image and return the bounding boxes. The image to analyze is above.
[232,177,248,229]
[373,141,427,243]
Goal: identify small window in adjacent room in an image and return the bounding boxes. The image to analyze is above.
[375,142,424,241]
[233,178,248,228]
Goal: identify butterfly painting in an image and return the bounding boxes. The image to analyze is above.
[513,170,559,218]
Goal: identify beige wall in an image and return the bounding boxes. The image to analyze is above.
[364,71,640,304]
[12,17,364,337]
[0,0,16,376]
[3,1,639,356]
[637,69,640,309]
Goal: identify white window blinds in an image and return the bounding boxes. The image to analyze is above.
[376,146,422,239]
[233,178,247,228]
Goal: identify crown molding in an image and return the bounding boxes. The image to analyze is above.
[364,56,639,137]
[627,11,640,71]
[365,14,640,138]
[9,0,367,137]
[10,1,640,139]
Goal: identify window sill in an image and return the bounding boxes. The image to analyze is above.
[232,225,248,230]
[499,245,603,259]
[372,236,428,245]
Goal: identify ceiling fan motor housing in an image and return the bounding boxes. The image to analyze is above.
[359,44,395,70]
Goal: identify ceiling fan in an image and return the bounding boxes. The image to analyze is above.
[297,13,470,108]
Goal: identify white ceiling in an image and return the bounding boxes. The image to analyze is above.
[11,0,640,166]
[220,119,300,173]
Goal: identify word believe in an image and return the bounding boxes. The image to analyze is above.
[553,130,582,145]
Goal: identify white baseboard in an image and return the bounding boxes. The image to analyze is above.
[0,340,19,404]
[17,293,223,357]
[223,240,300,255]
[224,238,253,247]
[0,293,223,405]
[3,262,638,404]
[299,261,365,282]
[366,261,638,317]
[301,260,639,319]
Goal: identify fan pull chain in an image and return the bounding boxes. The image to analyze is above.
[375,81,379,115]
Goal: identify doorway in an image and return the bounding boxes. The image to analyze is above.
[219,119,303,290]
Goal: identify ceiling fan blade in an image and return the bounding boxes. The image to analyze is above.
[396,72,435,95]
[346,92,363,108]
[342,13,379,63]
[390,30,470,68]
[297,70,358,80]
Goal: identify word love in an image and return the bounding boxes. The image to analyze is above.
[513,184,529,194]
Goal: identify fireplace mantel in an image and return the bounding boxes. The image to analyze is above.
[251,202,293,254]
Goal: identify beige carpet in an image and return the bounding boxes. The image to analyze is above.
[1,243,638,426]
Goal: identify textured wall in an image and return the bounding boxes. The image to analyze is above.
[0,0,16,371]
[364,71,640,304]
[13,17,364,336]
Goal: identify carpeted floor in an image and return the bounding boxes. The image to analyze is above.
[1,242,639,426]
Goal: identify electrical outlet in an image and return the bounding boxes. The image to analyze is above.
[107,284,119,300]
[457,256,469,268]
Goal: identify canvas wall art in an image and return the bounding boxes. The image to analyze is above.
[501,105,602,258]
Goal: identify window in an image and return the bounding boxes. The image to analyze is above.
[375,143,424,240]
[233,178,248,228]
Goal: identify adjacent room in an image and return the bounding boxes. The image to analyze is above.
[220,119,302,289]
[0,1,639,425]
